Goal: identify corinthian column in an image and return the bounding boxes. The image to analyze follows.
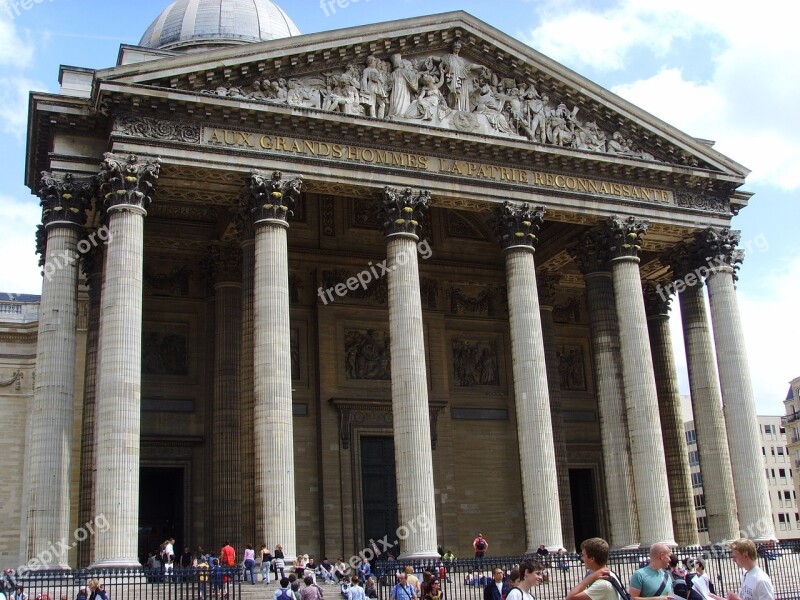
[249,171,302,558]
[700,228,775,540]
[667,243,738,543]
[642,282,698,546]
[377,187,438,558]
[24,172,93,568]
[496,202,562,550]
[537,270,575,550]
[604,216,675,547]
[569,230,638,548]
[210,241,243,548]
[92,153,161,568]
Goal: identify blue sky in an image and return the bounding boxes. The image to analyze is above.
[1,0,797,415]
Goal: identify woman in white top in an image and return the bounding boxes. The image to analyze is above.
[689,558,715,600]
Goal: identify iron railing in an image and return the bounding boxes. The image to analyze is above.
[375,542,800,600]
[8,566,242,600]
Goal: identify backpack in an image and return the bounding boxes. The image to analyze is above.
[606,572,633,600]
[278,589,293,600]
[476,539,487,551]
[672,578,689,599]
[685,573,708,600]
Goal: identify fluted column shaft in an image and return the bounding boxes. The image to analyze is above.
[386,235,438,558]
[539,297,575,550]
[679,283,738,541]
[77,247,103,567]
[93,206,146,567]
[505,249,562,549]
[26,224,81,568]
[212,249,242,548]
[240,239,256,546]
[610,253,675,546]
[584,272,638,547]
[707,265,775,539]
[254,222,296,557]
[645,296,698,546]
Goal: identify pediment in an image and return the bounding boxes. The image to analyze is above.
[96,12,747,179]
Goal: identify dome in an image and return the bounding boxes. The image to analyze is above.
[139,0,301,52]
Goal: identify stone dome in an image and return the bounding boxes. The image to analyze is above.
[139,0,301,52]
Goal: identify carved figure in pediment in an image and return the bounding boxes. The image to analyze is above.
[286,79,321,109]
[548,102,578,146]
[250,79,267,100]
[474,84,514,135]
[405,74,450,122]
[432,40,483,112]
[527,93,548,143]
[505,87,534,140]
[387,53,420,118]
[574,120,607,152]
[268,78,288,103]
[322,74,362,115]
[361,55,389,119]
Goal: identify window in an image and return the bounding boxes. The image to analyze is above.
[689,450,700,465]
[691,473,704,488]
[696,517,709,533]
[694,494,706,510]
[779,468,787,479]
[780,426,786,434]
[686,430,696,444]
[772,469,776,477]
[778,446,785,456]
[762,447,766,456]
[765,424,774,434]
[771,447,776,456]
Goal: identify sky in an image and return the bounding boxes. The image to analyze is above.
[0,0,797,416]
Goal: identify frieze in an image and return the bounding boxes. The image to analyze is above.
[0,370,23,390]
[553,297,582,324]
[344,329,391,380]
[204,128,676,206]
[674,191,729,214]
[114,115,202,144]
[322,269,388,305]
[191,43,662,162]
[447,211,484,240]
[556,345,586,391]
[452,340,500,387]
[321,196,336,236]
[446,286,503,316]
[143,264,192,297]
[143,329,189,376]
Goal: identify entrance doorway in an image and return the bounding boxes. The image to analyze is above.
[569,468,600,550]
[138,466,184,563]
[360,437,399,557]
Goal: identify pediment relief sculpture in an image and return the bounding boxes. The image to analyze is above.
[193,40,665,163]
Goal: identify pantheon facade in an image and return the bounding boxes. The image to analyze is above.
[8,0,775,569]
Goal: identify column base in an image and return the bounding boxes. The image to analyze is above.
[398,550,441,560]
[89,559,143,570]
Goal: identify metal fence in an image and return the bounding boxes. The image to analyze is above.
[375,542,800,600]
[9,567,242,600]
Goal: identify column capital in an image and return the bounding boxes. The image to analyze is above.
[378,186,429,240]
[605,215,648,262]
[664,240,704,282]
[99,153,161,213]
[495,201,545,253]
[537,270,561,307]
[696,227,744,276]
[209,241,242,284]
[38,172,94,229]
[643,281,673,318]
[568,227,610,274]
[248,171,303,227]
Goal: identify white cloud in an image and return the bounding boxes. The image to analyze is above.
[0,18,34,66]
[0,76,44,139]
[0,193,42,295]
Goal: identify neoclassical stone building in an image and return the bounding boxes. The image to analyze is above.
[14,0,774,569]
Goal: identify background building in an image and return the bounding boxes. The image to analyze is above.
[783,376,800,517]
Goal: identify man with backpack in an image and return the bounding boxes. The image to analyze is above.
[473,534,488,559]
[274,578,295,600]
[565,538,618,600]
[629,544,673,600]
